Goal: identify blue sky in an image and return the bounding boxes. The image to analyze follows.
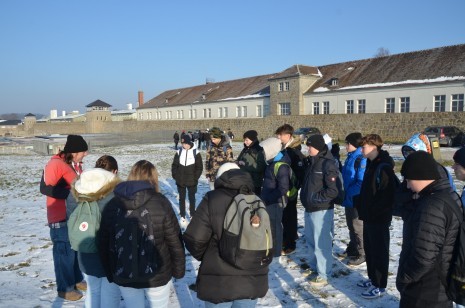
[1,0,464,116]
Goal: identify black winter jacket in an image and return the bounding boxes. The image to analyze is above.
[183,170,268,303]
[98,181,185,289]
[171,144,203,187]
[237,140,266,191]
[396,179,461,307]
[300,147,339,212]
[357,150,395,223]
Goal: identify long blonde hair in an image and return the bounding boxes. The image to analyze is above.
[127,160,160,192]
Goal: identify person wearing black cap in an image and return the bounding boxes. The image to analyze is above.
[300,134,339,286]
[171,134,203,226]
[237,130,266,195]
[356,134,396,299]
[396,151,462,307]
[40,134,89,301]
[339,132,367,266]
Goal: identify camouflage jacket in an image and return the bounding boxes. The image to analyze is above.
[205,137,234,182]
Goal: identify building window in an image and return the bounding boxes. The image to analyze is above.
[279,103,291,115]
[192,109,197,119]
[452,94,464,111]
[434,95,446,112]
[256,105,262,117]
[218,107,223,118]
[236,106,241,117]
[386,98,395,113]
[176,110,180,119]
[323,101,330,114]
[331,78,339,86]
[242,106,247,117]
[203,108,211,118]
[224,107,228,118]
[278,81,290,92]
[313,102,320,115]
[346,100,354,114]
[139,113,144,120]
[358,99,366,114]
[400,97,410,113]
[148,112,152,120]
[180,110,183,119]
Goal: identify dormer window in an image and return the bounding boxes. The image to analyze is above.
[331,78,339,86]
[201,94,206,101]
[278,81,290,92]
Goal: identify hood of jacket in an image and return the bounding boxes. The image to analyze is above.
[113,180,156,210]
[285,137,302,151]
[369,149,395,169]
[214,169,255,193]
[71,168,120,202]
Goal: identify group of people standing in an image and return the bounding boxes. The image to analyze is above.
[41,125,465,307]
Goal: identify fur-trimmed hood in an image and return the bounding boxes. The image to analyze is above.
[71,168,121,202]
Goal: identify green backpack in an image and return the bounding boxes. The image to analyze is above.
[68,200,101,253]
[273,162,299,201]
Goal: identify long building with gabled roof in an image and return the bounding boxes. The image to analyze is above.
[136,43,465,120]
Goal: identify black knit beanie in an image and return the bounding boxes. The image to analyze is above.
[306,134,326,152]
[345,132,363,148]
[181,134,194,147]
[63,135,88,153]
[453,147,465,169]
[401,151,440,180]
[243,130,258,141]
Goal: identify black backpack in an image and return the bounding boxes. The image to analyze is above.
[219,194,273,270]
[323,158,344,204]
[111,205,160,285]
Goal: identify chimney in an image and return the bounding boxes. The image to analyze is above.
[127,103,133,110]
[62,110,66,117]
[138,91,144,107]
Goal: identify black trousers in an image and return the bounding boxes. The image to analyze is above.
[177,185,197,218]
[363,222,390,288]
[282,198,298,249]
[345,207,364,257]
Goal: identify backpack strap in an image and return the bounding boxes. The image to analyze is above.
[375,162,393,189]
[354,156,362,172]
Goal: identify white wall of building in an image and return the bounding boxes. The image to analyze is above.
[137,97,270,120]
[303,82,465,114]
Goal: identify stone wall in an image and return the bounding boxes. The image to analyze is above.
[5,111,465,143]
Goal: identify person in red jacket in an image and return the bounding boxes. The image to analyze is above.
[41,135,89,301]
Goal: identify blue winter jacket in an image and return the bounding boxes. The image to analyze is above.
[261,151,291,206]
[341,147,367,208]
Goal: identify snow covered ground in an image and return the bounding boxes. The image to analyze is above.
[0,142,462,308]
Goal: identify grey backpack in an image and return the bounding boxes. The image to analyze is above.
[219,194,273,270]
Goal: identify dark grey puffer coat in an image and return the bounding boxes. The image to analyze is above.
[183,169,269,304]
[396,179,461,307]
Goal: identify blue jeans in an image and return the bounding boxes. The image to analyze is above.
[204,298,258,307]
[304,209,334,280]
[50,226,83,292]
[83,273,121,308]
[266,202,285,257]
[119,280,172,307]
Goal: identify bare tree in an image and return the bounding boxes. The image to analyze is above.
[374,47,390,57]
